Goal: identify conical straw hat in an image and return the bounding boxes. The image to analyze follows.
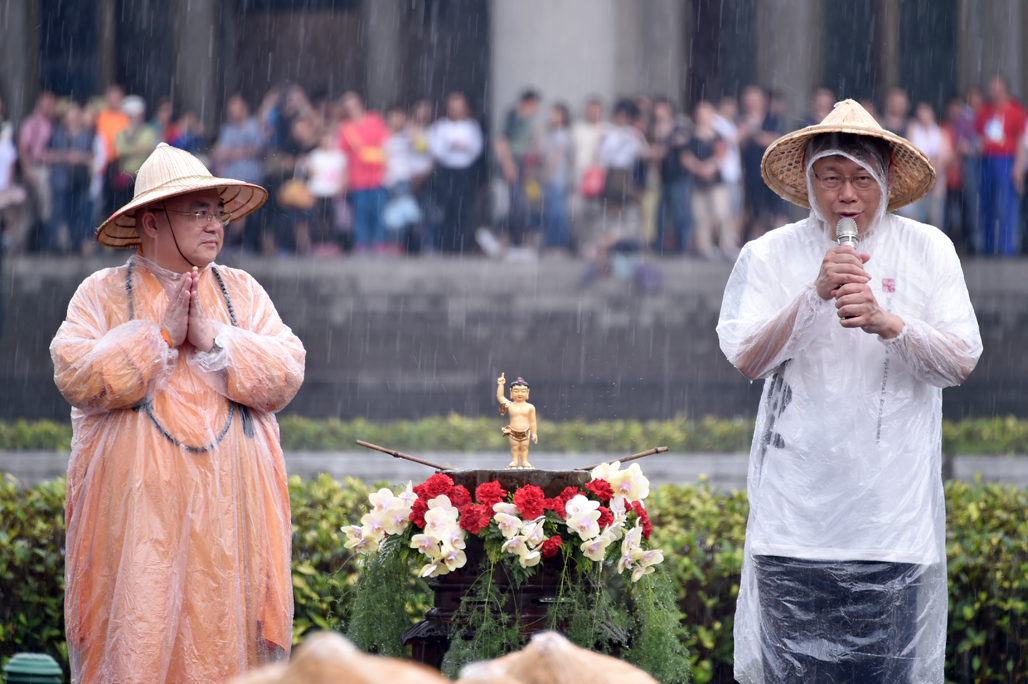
[224,662,288,684]
[96,142,268,248]
[455,661,525,684]
[761,99,936,213]
[498,632,659,684]
[278,632,450,684]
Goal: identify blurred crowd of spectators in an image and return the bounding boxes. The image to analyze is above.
[1,74,1026,260]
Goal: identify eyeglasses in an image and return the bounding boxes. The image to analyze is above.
[153,208,233,225]
[814,172,877,191]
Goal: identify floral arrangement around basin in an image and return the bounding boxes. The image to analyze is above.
[340,461,663,582]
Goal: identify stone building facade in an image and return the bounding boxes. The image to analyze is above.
[2,0,1026,130]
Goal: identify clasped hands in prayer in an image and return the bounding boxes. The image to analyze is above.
[162,270,216,352]
[816,245,904,340]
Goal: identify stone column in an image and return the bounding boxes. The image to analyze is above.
[627,0,686,104]
[174,0,219,131]
[878,0,902,96]
[0,0,41,121]
[958,0,1022,96]
[753,0,824,128]
[363,0,405,110]
[96,0,117,91]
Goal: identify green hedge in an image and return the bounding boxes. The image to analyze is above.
[6,415,1028,454]
[1,474,1025,683]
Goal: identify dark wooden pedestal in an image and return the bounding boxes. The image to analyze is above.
[402,469,590,669]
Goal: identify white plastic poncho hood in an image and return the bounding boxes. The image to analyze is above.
[717,136,982,683]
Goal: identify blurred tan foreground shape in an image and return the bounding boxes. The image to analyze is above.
[227,631,658,684]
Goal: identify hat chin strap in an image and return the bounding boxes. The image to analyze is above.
[162,201,199,269]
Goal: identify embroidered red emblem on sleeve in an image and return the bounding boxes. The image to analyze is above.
[882,278,896,293]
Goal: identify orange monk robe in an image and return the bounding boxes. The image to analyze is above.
[50,254,305,684]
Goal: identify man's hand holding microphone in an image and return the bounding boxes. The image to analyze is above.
[816,218,904,340]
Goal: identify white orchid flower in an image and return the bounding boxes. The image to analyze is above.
[631,564,656,582]
[519,549,542,568]
[437,525,467,551]
[341,526,381,555]
[397,481,418,508]
[441,546,467,571]
[428,495,457,515]
[381,506,413,535]
[369,487,400,512]
[580,529,615,562]
[492,502,519,516]
[410,533,440,557]
[494,512,523,538]
[522,520,547,548]
[590,461,621,482]
[419,560,449,578]
[502,536,542,568]
[621,524,643,555]
[567,508,601,541]
[501,535,529,557]
[424,497,459,537]
[609,495,628,521]
[609,463,650,501]
[564,494,599,518]
[358,513,387,540]
[637,548,664,568]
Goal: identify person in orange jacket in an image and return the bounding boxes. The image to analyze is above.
[50,143,306,684]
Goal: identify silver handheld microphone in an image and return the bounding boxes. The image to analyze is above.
[836,218,859,248]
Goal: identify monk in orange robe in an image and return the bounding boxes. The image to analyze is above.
[50,144,305,684]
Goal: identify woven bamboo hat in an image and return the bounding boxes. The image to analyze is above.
[455,662,525,684]
[277,632,450,684]
[96,142,268,248]
[761,99,936,213]
[494,632,659,684]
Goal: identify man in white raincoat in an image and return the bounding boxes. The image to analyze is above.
[717,100,981,683]
[51,144,305,684]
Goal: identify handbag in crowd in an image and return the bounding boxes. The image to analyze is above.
[579,165,606,198]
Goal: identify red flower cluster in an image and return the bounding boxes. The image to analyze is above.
[585,479,614,502]
[409,473,471,527]
[597,506,614,529]
[543,486,582,520]
[414,473,454,500]
[459,504,491,534]
[514,485,546,520]
[475,481,508,508]
[540,535,563,559]
[631,501,652,540]
[410,498,428,528]
[449,485,472,508]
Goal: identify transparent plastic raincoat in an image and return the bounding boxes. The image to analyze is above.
[51,254,305,684]
[717,137,981,683]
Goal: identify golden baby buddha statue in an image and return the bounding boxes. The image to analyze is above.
[496,374,538,469]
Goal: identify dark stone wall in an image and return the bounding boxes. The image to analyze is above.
[0,255,1022,422]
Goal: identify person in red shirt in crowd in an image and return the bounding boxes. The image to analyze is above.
[336,92,393,254]
[975,74,1028,255]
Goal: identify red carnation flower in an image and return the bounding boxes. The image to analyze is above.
[557,486,582,503]
[545,486,583,520]
[585,479,614,502]
[449,485,472,508]
[632,501,652,540]
[514,485,546,520]
[410,498,429,528]
[540,535,563,559]
[416,473,455,501]
[597,505,614,529]
[475,481,508,508]
[459,504,491,534]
